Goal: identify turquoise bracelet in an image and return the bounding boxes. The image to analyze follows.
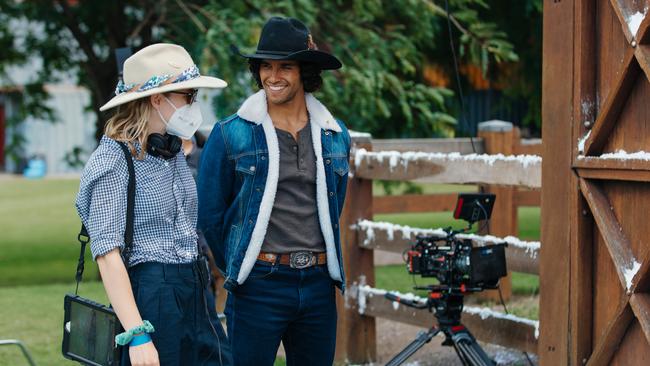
[129,333,152,347]
[115,320,155,346]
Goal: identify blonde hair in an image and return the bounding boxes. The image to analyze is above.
[104,98,153,160]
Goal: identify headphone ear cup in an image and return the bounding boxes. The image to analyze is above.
[147,133,176,159]
[167,135,182,156]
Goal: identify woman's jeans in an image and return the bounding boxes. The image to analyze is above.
[225,261,337,366]
[121,261,233,366]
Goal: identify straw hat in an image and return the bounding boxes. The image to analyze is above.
[100,43,227,111]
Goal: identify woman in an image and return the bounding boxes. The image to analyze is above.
[75,43,230,366]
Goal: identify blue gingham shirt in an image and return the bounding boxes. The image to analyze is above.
[75,136,198,267]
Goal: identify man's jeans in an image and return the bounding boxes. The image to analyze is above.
[225,261,337,366]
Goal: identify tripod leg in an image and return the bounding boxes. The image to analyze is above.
[449,327,495,366]
[385,328,441,366]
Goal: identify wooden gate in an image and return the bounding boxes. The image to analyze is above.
[542,0,650,364]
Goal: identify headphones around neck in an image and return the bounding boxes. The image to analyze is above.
[147,133,182,160]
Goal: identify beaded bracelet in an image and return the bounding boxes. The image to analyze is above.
[115,320,155,346]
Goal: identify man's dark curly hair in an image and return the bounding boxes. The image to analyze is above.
[248,59,323,93]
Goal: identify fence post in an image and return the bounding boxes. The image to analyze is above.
[477,121,517,302]
[335,133,377,364]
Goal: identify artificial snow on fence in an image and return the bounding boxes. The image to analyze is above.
[353,149,542,189]
[349,284,539,354]
[354,220,540,275]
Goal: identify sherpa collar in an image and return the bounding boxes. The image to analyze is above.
[236,90,342,132]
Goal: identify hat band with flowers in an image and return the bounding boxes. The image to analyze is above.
[114,64,201,96]
[100,43,227,112]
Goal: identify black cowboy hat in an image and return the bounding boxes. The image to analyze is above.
[232,17,342,70]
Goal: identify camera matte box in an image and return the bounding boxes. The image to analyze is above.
[470,243,507,287]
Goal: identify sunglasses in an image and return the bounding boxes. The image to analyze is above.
[169,89,198,105]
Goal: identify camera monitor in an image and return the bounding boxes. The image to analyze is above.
[62,294,122,366]
[453,193,496,224]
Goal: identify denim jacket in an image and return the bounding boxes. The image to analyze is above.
[197,90,351,292]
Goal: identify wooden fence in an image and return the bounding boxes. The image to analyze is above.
[335,120,542,363]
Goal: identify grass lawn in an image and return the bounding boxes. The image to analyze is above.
[0,178,99,287]
[0,179,538,363]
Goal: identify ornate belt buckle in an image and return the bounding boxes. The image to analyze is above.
[290,251,315,269]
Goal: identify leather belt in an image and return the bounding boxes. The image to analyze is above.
[257,251,327,269]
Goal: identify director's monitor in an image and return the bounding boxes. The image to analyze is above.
[453,193,496,224]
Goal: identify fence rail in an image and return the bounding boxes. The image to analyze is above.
[335,120,543,364]
[354,149,542,188]
[355,286,539,354]
[355,220,540,275]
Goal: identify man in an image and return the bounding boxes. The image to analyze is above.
[198,17,350,366]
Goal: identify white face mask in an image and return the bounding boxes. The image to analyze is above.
[157,95,203,140]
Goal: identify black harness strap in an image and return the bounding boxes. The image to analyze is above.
[74,142,136,294]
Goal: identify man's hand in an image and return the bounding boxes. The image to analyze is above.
[129,341,159,366]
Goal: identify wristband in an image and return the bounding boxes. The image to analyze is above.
[115,320,155,346]
[129,333,152,347]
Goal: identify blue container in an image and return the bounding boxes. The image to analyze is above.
[23,158,47,179]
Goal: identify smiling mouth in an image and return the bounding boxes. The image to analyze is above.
[267,85,287,92]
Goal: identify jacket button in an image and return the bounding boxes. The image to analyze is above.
[325,159,331,165]
[325,131,331,135]
[329,192,334,197]
[249,219,254,224]
[256,187,262,192]
[334,223,338,228]
[250,166,256,172]
[261,156,266,160]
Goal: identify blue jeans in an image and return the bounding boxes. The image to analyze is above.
[225,261,337,366]
[122,262,233,366]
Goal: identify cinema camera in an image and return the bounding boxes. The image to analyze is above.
[385,193,508,366]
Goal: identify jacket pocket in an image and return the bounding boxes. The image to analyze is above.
[235,154,257,176]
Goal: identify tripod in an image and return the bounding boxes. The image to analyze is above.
[384,289,495,366]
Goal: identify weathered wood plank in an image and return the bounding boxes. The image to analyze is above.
[570,1,596,362]
[577,168,650,182]
[356,288,538,354]
[583,48,638,156]
[372,138,485,154]
[515,190,541,207]
[609,0,634,43]
[586,300,634,366]
[579,179,636,291]
[514,139,543,157]
[575,156,650,171]
[355,221,540,275]
[540,0,575,362]
[335,141,376,363]
[353,149,541,189]
[630,293,650,348]
[373,193,458,214]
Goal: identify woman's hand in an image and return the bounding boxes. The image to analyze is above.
[129,341,159,366]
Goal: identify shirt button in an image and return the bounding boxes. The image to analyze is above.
[164,161,169,167]
[293,146,298,151]
[334,223,338,228]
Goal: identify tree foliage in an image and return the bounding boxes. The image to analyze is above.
[0,0,520,161]
[199,0,518,138]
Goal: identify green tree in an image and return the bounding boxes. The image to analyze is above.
[0,0,209,164]
[0,0,519,166]
[200,0,518,138]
